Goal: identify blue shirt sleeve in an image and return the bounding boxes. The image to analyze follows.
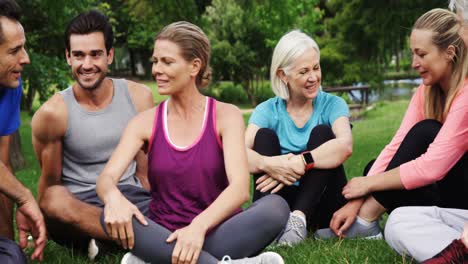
[248,99,274,129]
[0,81,22,136]
[325,95,350,126]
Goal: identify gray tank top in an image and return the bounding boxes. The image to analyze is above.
[59,78,141,194]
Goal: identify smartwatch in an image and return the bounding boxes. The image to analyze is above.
[301,151,315,170]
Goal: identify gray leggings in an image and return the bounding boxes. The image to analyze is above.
[130,194,289,264]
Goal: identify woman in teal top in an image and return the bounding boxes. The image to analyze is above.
[246,30,353,246]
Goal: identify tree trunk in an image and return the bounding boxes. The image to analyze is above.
[394,40,400,72]
[242,80,257,106]
[9,130,26,171]
[23,76,36,113]
[129,48,137,77]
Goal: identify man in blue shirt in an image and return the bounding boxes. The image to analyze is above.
[0,0,46,262]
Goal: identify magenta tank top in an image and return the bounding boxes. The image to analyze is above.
[147,97,240,231]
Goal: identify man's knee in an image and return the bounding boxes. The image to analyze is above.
[0,237,27,264]
[40,186,78,224]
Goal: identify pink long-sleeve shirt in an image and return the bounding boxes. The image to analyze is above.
[367,80,468,190]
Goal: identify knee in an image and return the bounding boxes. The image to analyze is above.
[0,238,27,264]
[253,128,280,154]
[307,125,335,149]
[260,194,290,229]
[384,207,412,244]
[40,186,74,223]
[407,119,442,142]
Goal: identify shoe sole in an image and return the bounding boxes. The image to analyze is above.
[314,232,383,240]
[363,232,383,240]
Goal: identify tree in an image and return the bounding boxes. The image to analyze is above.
[319,0,446,85]
[203,0,322,105]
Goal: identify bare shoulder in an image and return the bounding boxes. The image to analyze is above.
[126,80,154,112]
[127,106,158,141]
[32,94,67,141]
[215,101,244,129]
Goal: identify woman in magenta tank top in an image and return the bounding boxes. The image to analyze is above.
[96,22,289,264]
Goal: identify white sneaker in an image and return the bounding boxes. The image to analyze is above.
[220,252,284,264]
[121,252,149,264]
[88,239,99,261]
[276,213,307,246]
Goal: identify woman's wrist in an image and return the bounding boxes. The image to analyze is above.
[191,217,209,233]
[102,187,122,205]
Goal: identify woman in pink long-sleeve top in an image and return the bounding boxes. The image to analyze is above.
[315,8,468,240]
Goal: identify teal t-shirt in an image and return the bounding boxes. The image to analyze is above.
[249,91,349,154]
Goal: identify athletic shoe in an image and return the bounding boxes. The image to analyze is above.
[121,252,149,264]
[88,239,100,261]
[422,239,468,264]
[276,213,307,246]
[220,252,284,264]
[314,216,382,240]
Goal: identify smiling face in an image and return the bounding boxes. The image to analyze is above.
[66,32,113,91]
[280,48,321,100]
[0,17,30,88]
[410,29,453,88]
[151,39,198,95]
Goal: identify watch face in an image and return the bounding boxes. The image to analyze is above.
[302,152,314,164]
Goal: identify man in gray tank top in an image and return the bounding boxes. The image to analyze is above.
[31,10,153,259]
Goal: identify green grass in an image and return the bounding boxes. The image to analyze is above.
[16,100,412,263]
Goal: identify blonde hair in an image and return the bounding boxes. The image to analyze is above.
[449,0,468,21]
[155,21,212,88]
[270,30,320,100]
[413,8,468,121]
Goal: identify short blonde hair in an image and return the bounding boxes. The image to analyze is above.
[270,30,320,100]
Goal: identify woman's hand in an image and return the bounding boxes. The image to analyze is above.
[262,154,304,183]
[103,191,147,249]
[255,175,285,193]
[330,199,364,237]
[342,177,371,199]
[166,223,207,264]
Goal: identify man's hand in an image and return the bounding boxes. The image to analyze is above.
[16,199,47,261]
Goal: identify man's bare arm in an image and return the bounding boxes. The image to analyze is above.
[31,95,67,201]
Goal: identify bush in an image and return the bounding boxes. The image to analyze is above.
[219,82,249,104]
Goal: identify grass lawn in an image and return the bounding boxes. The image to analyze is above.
[16,100,413,263]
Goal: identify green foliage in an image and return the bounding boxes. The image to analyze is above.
[22,52,70,111]
[203,0,322,105]
[318,0,446,85]
[384,71,420,81]
[218,82,248,104]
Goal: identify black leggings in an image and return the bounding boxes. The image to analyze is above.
[368,119,468,211]
[252,125,348,229]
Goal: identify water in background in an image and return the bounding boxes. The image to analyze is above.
[348,78,422,104]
